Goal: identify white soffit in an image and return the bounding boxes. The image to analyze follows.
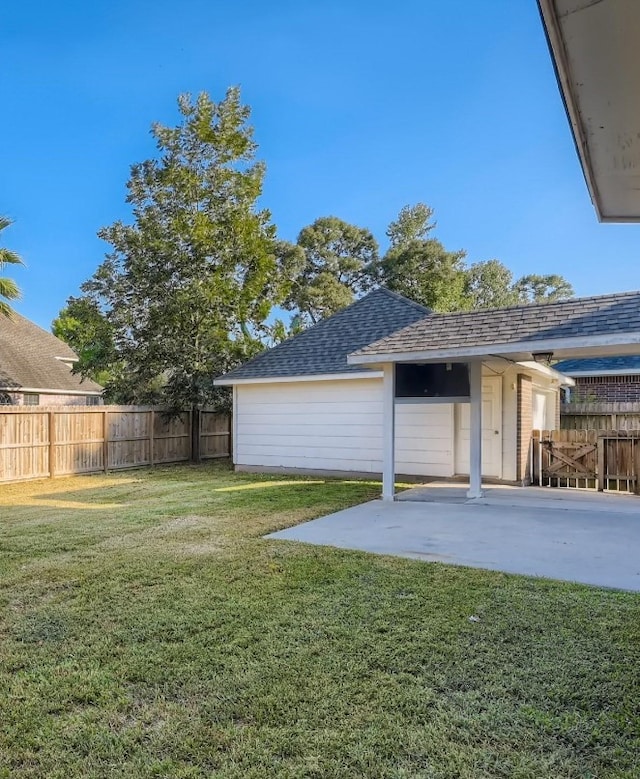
[539,0,640,221]
[516,360,575,386]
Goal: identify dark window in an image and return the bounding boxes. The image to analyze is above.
[23,393,40,406]
[0,392,14,405]
[395,363,470,400]
[86,395,101,406]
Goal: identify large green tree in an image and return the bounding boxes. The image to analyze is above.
[514,273,574,304]
[378,239,468,311]
[285,216,379,325]
[66,88,287,409]
[386,203,435,248]
[52,297,117,389]
[0,216,24,317]
[376,204,467,311]
[464,259,519,309]
[378,204,575,312]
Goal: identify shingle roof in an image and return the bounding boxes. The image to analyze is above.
[216,288,430,382]
[0,312,103,393]
[553,356,640,374]
[351,290,640,359]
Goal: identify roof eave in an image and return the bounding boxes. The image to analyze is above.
[537,0,604,220]
[348,332,640,366]
[515,360,575,387]
[561,368,640,378]
[214,370,384,386]
[538,0,640,221]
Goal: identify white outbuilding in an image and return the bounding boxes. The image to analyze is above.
[215,288,574,497]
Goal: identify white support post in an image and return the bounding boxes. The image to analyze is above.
[382,362,396,501]
[467,360,483,499]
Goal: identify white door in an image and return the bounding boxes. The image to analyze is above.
[454,375,502,478]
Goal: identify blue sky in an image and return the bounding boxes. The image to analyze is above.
[2,0,639,330]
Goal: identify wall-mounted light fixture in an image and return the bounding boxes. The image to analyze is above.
[532,351,554,365]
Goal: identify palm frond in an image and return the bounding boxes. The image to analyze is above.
[0,300,15,318]
[0,248,24,267]
[0,277,21,300]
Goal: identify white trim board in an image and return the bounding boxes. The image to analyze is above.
[515,361,574,386]
[562,369,640,378]
[215,371,383,386]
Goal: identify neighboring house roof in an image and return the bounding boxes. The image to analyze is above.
[349,291,640,364]
[216,288,430,383]
[0,311,103,394]
[553,356,640,376]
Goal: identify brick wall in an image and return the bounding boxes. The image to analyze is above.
[516,373,533,485]
[2,392,102,406]
[572,375,640,403]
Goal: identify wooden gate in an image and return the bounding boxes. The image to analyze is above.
[532,429,640,493]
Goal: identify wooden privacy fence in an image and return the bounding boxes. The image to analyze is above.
[0,406,231,484]
[561,402,640,431]
[532,429,640,493]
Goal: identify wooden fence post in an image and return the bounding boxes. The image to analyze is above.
[634,437,640,496]
[48,411,56,478]
[190,408,201,463]
[597,433,605,491]
[149,410,155,466]
[103,409,109,472]
[531,429,540,485]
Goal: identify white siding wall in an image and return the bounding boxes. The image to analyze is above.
[235,378,454,477]
[395,402,454,476]
[235,369,561,481]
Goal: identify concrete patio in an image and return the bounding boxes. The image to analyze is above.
[268,483,640,591]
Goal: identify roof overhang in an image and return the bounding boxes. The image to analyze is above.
[213,370,384,386]
[538,0,640,221]
[561,368,640,377]
[515,360,575,386]
[348,331,640,366]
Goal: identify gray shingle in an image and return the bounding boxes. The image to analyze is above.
[351,291,640,358]
[216,288,430,382]
[0,312,103,393]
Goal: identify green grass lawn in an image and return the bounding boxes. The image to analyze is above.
[0,463,638,778]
